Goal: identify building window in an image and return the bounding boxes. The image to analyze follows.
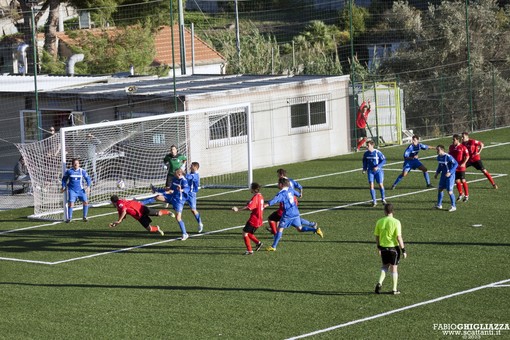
[288,94,330,134]
[208,110,247,147]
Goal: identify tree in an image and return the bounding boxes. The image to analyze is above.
[377,0,510,134]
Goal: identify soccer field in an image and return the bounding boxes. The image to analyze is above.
[1,128,509,339]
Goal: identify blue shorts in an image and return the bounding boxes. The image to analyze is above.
[68,189,88,203]
[403,159,423,172]
[439,174,456,191]
[186,192,197,210]
[171,198,185,213]
[367,169,384,184]
[279,215,302,229]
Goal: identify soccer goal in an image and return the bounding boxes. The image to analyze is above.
[16,103,253,221]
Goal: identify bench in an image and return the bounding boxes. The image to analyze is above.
[0,171,31,195]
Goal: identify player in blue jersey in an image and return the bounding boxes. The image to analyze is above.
[391,135,433,189]
[264,178,323,251]
[61,158,92,222]
[186,162,203,233]
[434,145,458,212]
[144,169,190,240]
[277,168,303,197]
[362,140,387,207]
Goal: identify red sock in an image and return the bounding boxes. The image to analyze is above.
[483,170,495,186]
[269,220,277,235]
[463,182,469,196]
[456,182,463,195]
[243,235,252,252]
[356,138,367,151]
[248,233,260,245]
[160,210,170,215]
[149,225,158,233]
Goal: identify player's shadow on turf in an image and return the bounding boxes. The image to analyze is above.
[0,282,374,296]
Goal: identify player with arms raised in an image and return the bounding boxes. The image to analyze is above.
[461,132,498,189]
[449,134,470,202]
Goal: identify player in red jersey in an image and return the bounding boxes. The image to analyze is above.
[232,183,264,255]
[355,99,371,151]
[449,134,470,201]
[109,195,171,235]
[461,132,498,189]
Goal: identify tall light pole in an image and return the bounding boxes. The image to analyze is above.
[27,0,41,139]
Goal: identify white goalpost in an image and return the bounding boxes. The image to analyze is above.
[16,103,252,221]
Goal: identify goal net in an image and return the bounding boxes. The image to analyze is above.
[16,103,252,221]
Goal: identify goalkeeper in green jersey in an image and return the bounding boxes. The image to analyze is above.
[163,145,187,187]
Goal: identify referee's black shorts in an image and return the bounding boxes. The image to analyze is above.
[380,246,401,266]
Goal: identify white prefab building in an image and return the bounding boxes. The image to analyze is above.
[3,74,352,172]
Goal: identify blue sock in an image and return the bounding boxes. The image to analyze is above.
[194,213,202,224]
[83,205,89,218]
[393,175,403,187]
[380,188,386,200]
[140,198,156,205]
[370,189,376,201]
[424,172,431,185]
[449,193,456,206]
[300,218,314,227]
[438,191,444,205]
[272,231,283,248]
[178,220,187,234]
[300,226,315,232]
[68,206,73,220]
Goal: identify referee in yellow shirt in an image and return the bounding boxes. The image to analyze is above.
[374,203,407,294]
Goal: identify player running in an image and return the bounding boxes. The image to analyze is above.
[461,132,498,189]
[232,182,264,255]
[109,195,168,235]
[61,158,91,222]
[186,162,204,233]
[449,134,470,202]
[362,140,387,207]
[434,145,458,212]
[265,178,323,252]
[391,135,433,190]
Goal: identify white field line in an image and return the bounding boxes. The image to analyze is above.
[286,278,510,340]
[0,173,505,265]
[0,141,508,264]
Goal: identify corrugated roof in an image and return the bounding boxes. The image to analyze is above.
[0,74,110,92]
[45,74,350,99]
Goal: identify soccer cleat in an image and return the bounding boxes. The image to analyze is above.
[156,225,164,236]
[255,242,263,251]
[448,206,457,212]
[169,211,176,218]
[150,183,156,193]
[463,196,469,202]
[316,228,324,238]
[181,233,189,241]
[375,283,382,294]
[265,246,276,252]
[164,203,170,208]
[243,251,254,255]
[266,226,274,234]
[65,219,71,223]
[382,199,387,205]
[456,194,465,202]
[493,184,498,189]
[427,184,434,188]
[391,185,396,190]
[434,205,443,210]
[198,223,204,233]
[392,290,401,295]
[83,217,88,222]
[371,201,377,207]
